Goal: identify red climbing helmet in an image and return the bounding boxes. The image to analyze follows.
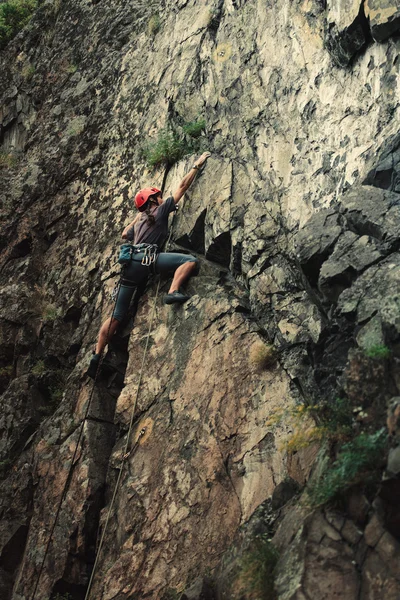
[134,187,161,211]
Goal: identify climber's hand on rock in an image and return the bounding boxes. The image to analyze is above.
[195,152,211,167]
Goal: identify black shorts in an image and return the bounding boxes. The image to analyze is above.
[113,252,199,322]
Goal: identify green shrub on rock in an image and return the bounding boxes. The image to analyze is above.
[31,359,46,376]
[306,428,387,507]
[364,344,391,359]
[236,537,279,600]
[0,0,38,50]
[143,118,207,169]
[147,14,161,36]
[0,151,19,168]
[182,118,206,138]
[143,129,187,169]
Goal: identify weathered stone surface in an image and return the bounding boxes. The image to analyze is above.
[295,210,342,282]
[0,0,400,597]
[341,519,363,545]
[364,514,385,547]
[365,0,400,41]
[387,397,400,438]
[346,491,371,526]
[319,231,384,302]
[340,185,400,248]
[387,446,400,475]
[275,510,360,600]
[361,549,400,599]
[337,253,400,334]
[325,0,367,66]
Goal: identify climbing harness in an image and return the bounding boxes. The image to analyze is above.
[118,242,159,268]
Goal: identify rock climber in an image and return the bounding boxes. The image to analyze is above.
[86,151,211,378]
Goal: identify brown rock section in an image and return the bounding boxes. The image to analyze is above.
[89,263,292,598]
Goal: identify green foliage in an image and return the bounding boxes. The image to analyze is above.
[147,13,161,36]
[0,151,19,168]
[0,0,38,50]
[306,428,387,507]
[143,118,206,169]
[236,537,279,600]
[364,344,391,359]
[31,360,46,377]
[50,386,63,402]
[65,62,77,74]
[21,62,35,78]
[42,303,61,321]
[182,118,206,138]
[162,589,182,600]
[143,129,187,168]
[267,397,353,454]
[0,365,13,377]
[0,459,11,472]
[318,397,353,438]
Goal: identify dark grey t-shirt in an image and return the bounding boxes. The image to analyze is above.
[132,196,176,248]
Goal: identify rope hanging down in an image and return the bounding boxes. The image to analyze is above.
[29,167,191,599]
[29,279,125,600]
[83,209,178,600]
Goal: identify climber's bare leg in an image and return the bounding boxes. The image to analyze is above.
[95,317,119,355]
[168,261,197,294]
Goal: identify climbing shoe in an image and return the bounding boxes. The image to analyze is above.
[163,290,190,305]
[86,353,101,379]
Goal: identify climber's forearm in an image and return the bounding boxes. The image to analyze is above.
[173,152,211,203]
[179,168,197,193]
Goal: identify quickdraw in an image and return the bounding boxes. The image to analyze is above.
[140,244,158,267]
[110,280,119,302]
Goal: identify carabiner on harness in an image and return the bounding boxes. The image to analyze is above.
[110,280,120,302]
[141,244,158,267]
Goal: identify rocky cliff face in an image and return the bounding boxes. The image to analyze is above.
[1,0,400,598]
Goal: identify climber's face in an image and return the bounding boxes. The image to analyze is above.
[148,193,163,207]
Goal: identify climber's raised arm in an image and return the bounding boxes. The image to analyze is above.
[173,152,211,204]
[121,212,142,239]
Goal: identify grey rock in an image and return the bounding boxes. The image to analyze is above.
[387,446,400,475]
[365,0,400,41]
[356,315,385,350]
[341,519,363,545]
[181,577,215,600]
[337,253,400,332]
[319,231,384,302]
[340,185,400,248]
[364,514,385,547]
[295,210,342,282]
[361,549,400,599]
[325,0,367,66]
[271,477,300,510]
[364,133,400,192]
